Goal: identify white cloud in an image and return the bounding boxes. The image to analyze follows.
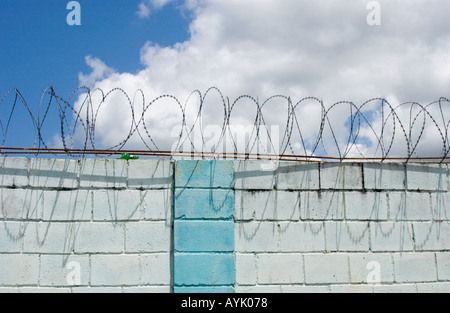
[75,0,450,158]
[136,2,151,19]
[78,56,116,89]
[136,0,175,19]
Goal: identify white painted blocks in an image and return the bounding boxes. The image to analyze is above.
[370,222,415,251]
[29,159,78,189]
[406,163,447,191]
[0,188,44,220]
[91,255,140,286]
[325,222,370,252]
[42,190,91,221]
[125,222,172,253]
[348,253,394,284]
[320,163,363,190]
[235,190,299,221]
[393,253,437,283]
[257,254,304,284]
[40,255,90,287]
[0,157,28,187]
[234,161,276,190]
[0,255,39,286]
[276,162,320,190]
[127,159,172,189]
[304,254,350,284]
[363,163,405,190]
[437,252,450,281]
[79,159,127,188]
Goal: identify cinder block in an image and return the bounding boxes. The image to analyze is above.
[42,190,91,221]
[300,191,344,220]
[373,284,418,293]
[329,285,374,293]
[174,286,235,293]
[436,252,450,281]
[413,222,450,251]
[92,190,142,221]
[125,222,171,253]
[73,222,124,254]
[142,189,172,221]
[235,253,257,285]
[123,286,171,293]
[175,160,234,189]
[0,222,24,252]
[235,285,281,293]
[235,222,279,252]
[174,221,234,252]
[304,254,350,284]
[276,162,320,190]
[79,159,127,188]
[278,222,325,252]
[406,163,447,191]
[344,192,388,220]
[393,253,437,283]
[388,192,432,221]
[0,188,44,220]
[348,253,394,284]
[71,287,122,293]
[91,255,140,286]
[370,222,414,252]
[0,157,28,187]
[175,188,234,220]
[417,282,450,293]
[0,287,20,293]
[234,161,276,190]
[127,159,173,189]
[23,222,76,254]
[430,192,449,221]
[280,285,330,293]
[257,254,304,284]
[325,222,370,252]
[174,253,235,286]
[40,255,89,287]
[0,254,39,286]
[19,287,71,293]
[320,163,363,190]
[363,163,405,190]
[29,158,78,189]
[140,253,171,285]
[235,190,300,221]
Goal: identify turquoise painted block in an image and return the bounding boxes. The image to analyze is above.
[175,160,234,188]
[174,253,235,286]
[175,189,234,219]
[174,286,235,293]
[174,221,234,252]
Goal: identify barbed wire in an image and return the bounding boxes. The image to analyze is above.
[1,87,449,163]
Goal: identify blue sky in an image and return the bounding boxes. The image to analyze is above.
[1,0,449,158]
[0,0,190,98]
[0,0,191,149]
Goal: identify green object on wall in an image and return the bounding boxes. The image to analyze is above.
[117,153,139,160]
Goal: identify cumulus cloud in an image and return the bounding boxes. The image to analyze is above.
[75,0,450,158]
[136,0,175,18]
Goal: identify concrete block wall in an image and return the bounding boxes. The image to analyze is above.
[0,157,449,293]
[234,161,450,293]
[0,158,173,293]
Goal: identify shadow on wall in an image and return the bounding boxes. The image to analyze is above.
[234,161,449,253]
[0,157,173,268]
